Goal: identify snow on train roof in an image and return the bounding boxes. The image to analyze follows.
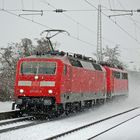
[19,53,126,73]
[19,53,105,71]
[19,54,71,64]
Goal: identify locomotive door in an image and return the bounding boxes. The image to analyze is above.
[62,65,72,94]
[111,71,115,95]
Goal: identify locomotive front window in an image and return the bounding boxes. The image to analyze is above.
[21,62,56,75]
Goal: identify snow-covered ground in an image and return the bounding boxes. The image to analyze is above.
[0,73,140,140]
[94,116,140,140]
[0,102,13,112]
[58,108,140,140]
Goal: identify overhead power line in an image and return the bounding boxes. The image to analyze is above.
[0,8,50,28]
[85,0,140,45]
[0,8,96,48]
[116,0,140,37]
[41,0,97,35]
[0,8,111,13]
[18,9,43,16]
[108,13,133,18]
[108,0,112,10]
[0,6,119,45]
[41,0,119,45]
[0,9,99,12]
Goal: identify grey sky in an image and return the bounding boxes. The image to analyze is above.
[0,0,140,70]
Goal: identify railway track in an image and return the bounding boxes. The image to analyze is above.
[0,107,87,134]
[45,106,140,140]
[87,114,140,140]
[0,116,49,134]
[0,116,33,126]
[0,110,22,120]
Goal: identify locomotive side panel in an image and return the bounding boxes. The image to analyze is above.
[60,64,107,103]
[113,71,128,95]
[104,66,128,98]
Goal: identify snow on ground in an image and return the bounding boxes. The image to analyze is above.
[0,72,140,139]
[0,101,13,112]
[94,116,140,140]
[59,108,140,140]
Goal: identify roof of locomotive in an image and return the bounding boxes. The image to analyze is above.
[103,65,127,73]
[18,51,97,65]
[18,54,71,64]
[99,61,127,73]
[18,52,127,73]
[18,51,106,72]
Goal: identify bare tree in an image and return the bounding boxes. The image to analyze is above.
[36,37,52,54]
[0,39,33,101]
[0,44,17,100]
[94,45,125,68]
[103,45,123,65]
[0,37,60,101]
[20,38,33,56]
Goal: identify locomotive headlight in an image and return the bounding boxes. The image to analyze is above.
[48,89,53,94]
[19,89,24,93]
[35,75,39,80]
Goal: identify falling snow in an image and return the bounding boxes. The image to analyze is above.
[0,72,140,139]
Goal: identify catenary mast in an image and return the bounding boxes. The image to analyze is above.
[97,5,103,62]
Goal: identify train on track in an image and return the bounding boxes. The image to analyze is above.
[12,30,128,117]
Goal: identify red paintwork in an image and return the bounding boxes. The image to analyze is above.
[15,57,64,103]
[14,55,128,104]
[69,67,106,94]
[104,66,128,96]
[14,55,107,104]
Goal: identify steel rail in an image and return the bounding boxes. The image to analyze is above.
[0,119,48,134]
[45,106,140,140]
[0,110,22,120]
[87,114,140,139]
[0,116,33,126]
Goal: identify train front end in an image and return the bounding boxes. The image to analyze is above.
[13,56,63,113]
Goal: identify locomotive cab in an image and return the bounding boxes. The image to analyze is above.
[14,56,64,112]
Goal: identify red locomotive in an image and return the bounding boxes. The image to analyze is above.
[12,30,128,116]
[13,52,128,116]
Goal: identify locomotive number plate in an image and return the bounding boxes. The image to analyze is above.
[32,81,40,86]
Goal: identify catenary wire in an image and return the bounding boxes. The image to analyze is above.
[41,0,119,45]
[116,0,140,38]
[0,1,120,46]
[0,8,97,48]
[85,0,140,45]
